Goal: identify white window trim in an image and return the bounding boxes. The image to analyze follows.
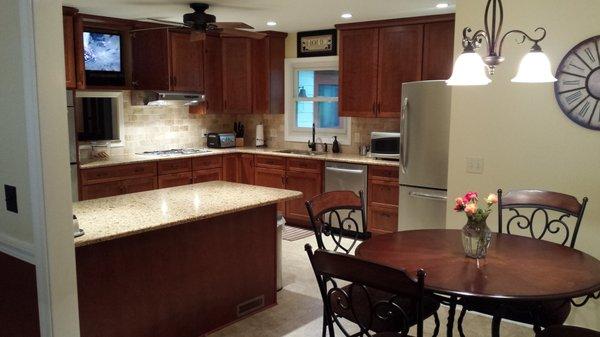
[284,56,352,145]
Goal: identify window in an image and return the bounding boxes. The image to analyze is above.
[285,57,351,145]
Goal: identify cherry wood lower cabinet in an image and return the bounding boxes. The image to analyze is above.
[222,154,240,182]
[239,154,255,184]
[284,171,322,226]
[81,175,158,200]
[254,167,286,214]
[193,168,222,183]
[368,165,400,235]
[158,172,192,189]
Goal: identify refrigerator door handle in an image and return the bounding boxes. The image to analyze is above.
[408,191,447,202]
[400,97,409,174]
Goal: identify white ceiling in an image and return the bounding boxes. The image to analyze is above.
[63,0,455,33]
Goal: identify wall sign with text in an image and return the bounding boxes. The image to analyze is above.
[297,29,337,58]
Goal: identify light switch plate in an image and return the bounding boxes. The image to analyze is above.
[466,157,484,174]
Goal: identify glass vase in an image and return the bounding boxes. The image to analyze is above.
[461,219,492,259]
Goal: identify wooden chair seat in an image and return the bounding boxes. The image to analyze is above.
[462,298,570,327]
[537,325,600,337]
[333,285,440,333]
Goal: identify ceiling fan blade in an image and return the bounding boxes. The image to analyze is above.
[219,28,266,40]
[213,22,254,29]
[147,18,187,27]
[190,31,206,42]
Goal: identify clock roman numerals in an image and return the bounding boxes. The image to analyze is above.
[569,62,585,71]
[578,100,591,117]
[585,47,596,63]
[562,80,581,86]
[565,90,583,105]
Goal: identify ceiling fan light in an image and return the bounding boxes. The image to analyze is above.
[511,50,558,83]
[446,51,492,86]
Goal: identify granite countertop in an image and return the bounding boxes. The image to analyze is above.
[73,181,302,247]
[79,147,400,169]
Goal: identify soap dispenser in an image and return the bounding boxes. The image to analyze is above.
[332,136,340,153]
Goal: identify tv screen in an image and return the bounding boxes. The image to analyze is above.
[83,31,122,72]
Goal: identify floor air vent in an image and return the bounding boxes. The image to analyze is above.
[236,295,265,317]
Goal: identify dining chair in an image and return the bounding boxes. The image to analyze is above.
[457,189,589,337]
[305,190,369,254]
[536,325,600,337]
[305,244,440,337]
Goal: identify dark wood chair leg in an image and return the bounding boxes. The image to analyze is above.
[432,311,440,337]
[491,315,502,337]
[457,307,467,337]
[447,296,457,337]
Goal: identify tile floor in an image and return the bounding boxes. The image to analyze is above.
[210,232,533,337]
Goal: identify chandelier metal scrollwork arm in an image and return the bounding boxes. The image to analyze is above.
[465,0,548,69]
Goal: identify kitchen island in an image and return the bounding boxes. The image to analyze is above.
[72,181,302,337]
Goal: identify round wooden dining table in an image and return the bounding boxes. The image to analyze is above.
[355,229,600,337]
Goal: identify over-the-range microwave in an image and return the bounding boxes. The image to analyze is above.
[370,132,400,160]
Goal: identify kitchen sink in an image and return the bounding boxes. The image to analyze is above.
[274,149,326,156]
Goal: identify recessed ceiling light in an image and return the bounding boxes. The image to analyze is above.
[436,3,449,8]
[266,21,277,26]
[341,13,353,19]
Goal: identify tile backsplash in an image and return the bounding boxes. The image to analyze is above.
[82,91,399,157]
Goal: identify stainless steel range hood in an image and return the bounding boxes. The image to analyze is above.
[144,91,205,106]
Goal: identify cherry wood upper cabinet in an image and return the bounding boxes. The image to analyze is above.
[252,32,287,114]
[222,37,252,114]
[203,34,223,114]
[336,14,455,118]
[63,7,78,89]
[169,31,204,92]
[131,29,170,90]
[338,28,379,117]
[132,29,203,91]
[377,25,423,118]
[422,21,456,80]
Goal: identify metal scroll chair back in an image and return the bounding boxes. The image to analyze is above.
[497,189,588,248]
[305,244,426,337]
[305,191,368,253]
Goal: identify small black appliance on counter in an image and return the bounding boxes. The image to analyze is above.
[206,133,236,148]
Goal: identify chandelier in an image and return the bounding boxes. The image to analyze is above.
[446,0,557,86]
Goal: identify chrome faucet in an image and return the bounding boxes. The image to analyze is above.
[307,123,317,151]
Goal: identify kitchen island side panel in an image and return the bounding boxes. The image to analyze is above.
[75,204,277,337]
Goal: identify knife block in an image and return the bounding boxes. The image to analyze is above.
[235,138,244,147]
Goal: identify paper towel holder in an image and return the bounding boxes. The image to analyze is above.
[255,124,266,147]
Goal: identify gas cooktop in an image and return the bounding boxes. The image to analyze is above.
[137,148,211,157]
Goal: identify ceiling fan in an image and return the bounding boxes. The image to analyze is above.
[132,2,266,41]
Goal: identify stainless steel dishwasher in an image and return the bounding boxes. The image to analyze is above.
[324,161,368,234]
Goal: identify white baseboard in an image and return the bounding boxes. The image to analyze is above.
[0,232,35,264]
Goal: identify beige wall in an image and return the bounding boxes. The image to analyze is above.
[448,0,600,329]
[0,0,35,245]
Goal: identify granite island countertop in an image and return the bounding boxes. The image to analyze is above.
[73,181,302,247]
[79,147,400,169]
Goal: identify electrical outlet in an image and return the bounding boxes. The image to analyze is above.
[466,157,484,174]
[4,184,18,213]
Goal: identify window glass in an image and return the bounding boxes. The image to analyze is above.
[294,69,339,129]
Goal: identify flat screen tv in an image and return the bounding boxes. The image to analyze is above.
[83,31,125,86]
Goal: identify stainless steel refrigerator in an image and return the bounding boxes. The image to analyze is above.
[398,80,451,231]
[67,90,79,201]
